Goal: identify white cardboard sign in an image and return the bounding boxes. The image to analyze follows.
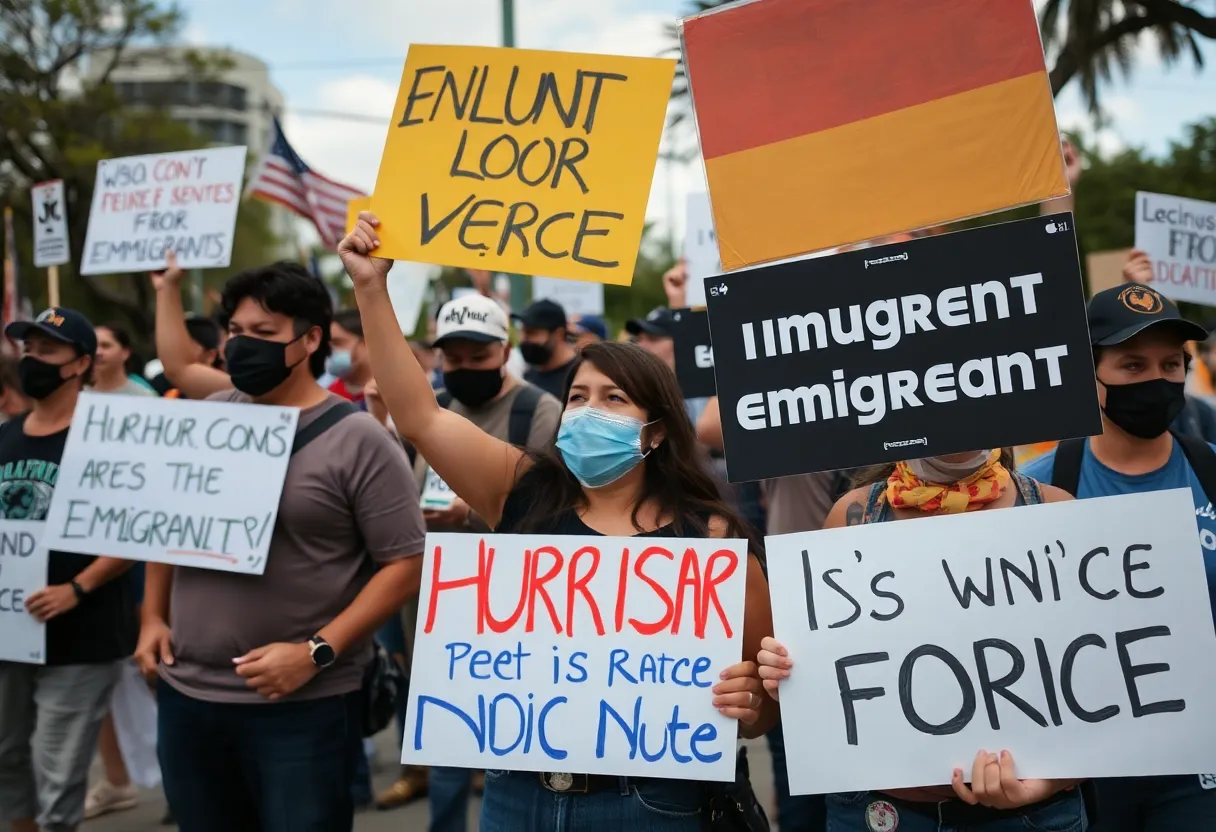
[42,393,298,574]
[766,489,1216,795]
[31,180,70,268]
[0,522,48,664]
[403,533,748,781]
[1134,191,1216,307]
[684,192,719,308]
[388,260,433,337]
[81,146,247,275]
[531,276,605,316]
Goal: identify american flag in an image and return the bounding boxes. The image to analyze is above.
[247,118,365,248]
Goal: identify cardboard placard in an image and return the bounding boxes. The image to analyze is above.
[41,394,298,574]
[704,214,1099,482]
[403,533,747,781]
[531,276,605,316]
[80,146,247,275]
[1134,192,1216,307]
[370,45,675,286]
[0,522,48,664]
[681,0,1068,269]
[766,489,1216,794]
[684,193,719,307]
[670,308,716,399]
[31,180,70,268]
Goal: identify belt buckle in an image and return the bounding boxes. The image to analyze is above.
[540,772,587,794]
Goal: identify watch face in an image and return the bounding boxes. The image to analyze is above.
[311,641,336,668]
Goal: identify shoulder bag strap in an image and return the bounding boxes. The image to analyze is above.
[291,401,359,457]
[1173,432,1216,506]
[1050,439,1086,497]
[507,384,543,448]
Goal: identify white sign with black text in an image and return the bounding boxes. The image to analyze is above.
[0,522,49,664]
[766,489,1216,795]
[684,193,719,307]
[41,394,299,574]
[1134,191,1216,307]
[31,180,70,268]
[532,276,605,317]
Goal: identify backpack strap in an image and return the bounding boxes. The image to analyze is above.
[1050,438,1086,497]
[1173,432,1216,507]
[1012,471,1045,505]
[291,401,358,457]
[507,384,543,448]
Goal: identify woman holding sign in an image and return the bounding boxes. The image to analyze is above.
[341,213,776,830]
[757,450,1087,832]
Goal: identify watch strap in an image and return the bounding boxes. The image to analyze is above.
[70,580,87,601]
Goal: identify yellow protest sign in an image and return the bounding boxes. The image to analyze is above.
[371,45,675,286]
[346,196,372,236]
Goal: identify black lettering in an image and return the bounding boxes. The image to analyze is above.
[517,138,558,187]
[469,64,504,124]
[802,550,818,632]
[580,71,628,134]
[457,199,503,252]
[420,193,476,245]
[480,135,521,180]
[868,571,904,622]
[1122,544,1164,599]
[503,66,539,125]
[1060,634,1120,722]
[898,645,975,736]
[974,638,1047,729]
[1000,554,1043,605]
[1116,626,1185,717]
[822,568,861,629]
[572,211,623,269]
[431,67,478,122]
[537,71,581,130]
[399,65,444,126]
[536,212,574,259]
[941,558,995,608]
[497,202,539,257]
[1034,638,1064,726]
[835,652,888,746]
[448,130,484,180]
[1080,547,1118,600]
[552,138,590,195]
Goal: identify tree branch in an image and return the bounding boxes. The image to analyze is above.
[1131,0,1216,38]
[1049,12,1157,95]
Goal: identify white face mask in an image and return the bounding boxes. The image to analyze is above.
[905,451,992,484]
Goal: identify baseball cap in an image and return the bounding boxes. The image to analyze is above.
[5,307,98,356]
[1087,282,1207,347]
[433,294,510,347]
[512,299,567,331]
[571,315,607,341]
[625,307,677,338]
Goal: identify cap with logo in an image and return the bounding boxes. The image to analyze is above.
[433,294,510,348]
[571,315,608,341]
[625,307,677,338]
[5,307,98,356]
[512,299,567,332]
[1087,282,1207,347]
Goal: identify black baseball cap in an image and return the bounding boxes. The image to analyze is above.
[512,299,567,331]
[1087,283,1207,347]
[626,307,677,337]
[5,307,98,356]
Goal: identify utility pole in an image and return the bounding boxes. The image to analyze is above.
[502,0,527,313]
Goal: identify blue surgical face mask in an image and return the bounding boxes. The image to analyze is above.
[556,407,657,489]
[325,350,353,379]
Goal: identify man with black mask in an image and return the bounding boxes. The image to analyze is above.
[513,298,577,399]
[1023,282,1216,829]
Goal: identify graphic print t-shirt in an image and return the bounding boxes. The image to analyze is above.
[1022,438,1216,630]
[0,415,135,664]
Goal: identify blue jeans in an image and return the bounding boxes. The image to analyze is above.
[1090,775,1216,831]
[430,767,472,832]
[825,789,1087,832]
[479,771,703,831]
[768,725,826,832]
[157,680,361,832]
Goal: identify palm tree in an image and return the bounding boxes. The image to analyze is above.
[667,0,1215,119]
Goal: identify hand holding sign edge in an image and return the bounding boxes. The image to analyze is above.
[338,212,393,291]
[756,635,792,701]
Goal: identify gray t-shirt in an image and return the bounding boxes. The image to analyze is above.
[161,392,427,704]
[761,473,837,536]
[93,377,158,397]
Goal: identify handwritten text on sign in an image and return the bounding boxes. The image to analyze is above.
[371,45,675,286]
[1134,191,1216,307]
[41,394,298,574]
[766,490,1216,795]
[403,533,746,781]
[0,522,48,664]
[80,146,247,275]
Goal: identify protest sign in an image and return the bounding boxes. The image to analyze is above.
[684,193,719,307]
[371,45,676,286]
[705,213,1098,482]
[681,0,1068,269]
[41,394,298,574]
[1134,192,1216,307]
[388,261,433,337]
[766,489,1216,794]
[31,180,70,268]
[420,467,456,511]
[532,276,604,316]
[671,308,716,399]
[0,522,48,664]
[403,532,747,781]
[81,146,247,275]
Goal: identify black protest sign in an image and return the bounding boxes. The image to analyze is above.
[670,308,716,399]
[704,213,1099,482]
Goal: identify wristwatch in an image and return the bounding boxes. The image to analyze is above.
[70,580,87,602]
[308,636,336,669]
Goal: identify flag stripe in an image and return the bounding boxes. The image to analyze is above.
[685,0,1048,160]
[703,72,1066,270]
[250,181,311,214]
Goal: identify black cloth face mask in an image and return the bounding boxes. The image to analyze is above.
[519,340,554,367]
[224,334,306,397]
[19,356,75,400]
[443,368,505,408]
[1100,377,1186,439]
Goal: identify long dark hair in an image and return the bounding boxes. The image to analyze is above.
[851,448,1018,490]
[510,341,763,555]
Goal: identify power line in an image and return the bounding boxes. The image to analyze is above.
[285,106,389,124]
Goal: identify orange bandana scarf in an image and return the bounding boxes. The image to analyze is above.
[885,451,1010,514]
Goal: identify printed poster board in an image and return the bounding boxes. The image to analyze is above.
[41,394,299,574]
[681,0,1068,269]
[403,533,748,781]
[0,522,49,664]
[684,193,719,307]
[704,213,1099,482]
[531,276,605,316]
[1134,192,1216,307]
[80,146,247,275]
[371,45,676,286]
[31,180,70,268]
[670,308,716,399]
[765,489,1216,794]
